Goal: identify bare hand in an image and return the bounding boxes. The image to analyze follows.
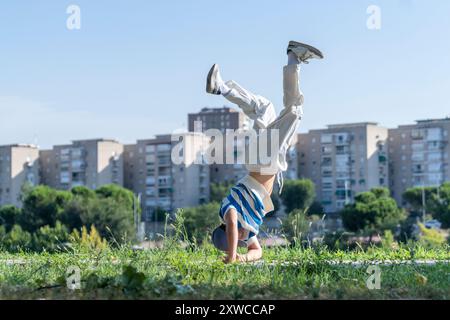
[222,255,236,264]
[236,254,248,263]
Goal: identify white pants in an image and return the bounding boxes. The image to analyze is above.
[223,64,304,175]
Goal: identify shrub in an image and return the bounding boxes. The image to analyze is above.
[417,223,446,249]
[32,221,70,252]
[0,205,22,232]
[70,225,109,251]
[281,208,312,245]
[2,225,32,252]
[178,202,221,242]
[341,188,406,237]
[280,179,315,213]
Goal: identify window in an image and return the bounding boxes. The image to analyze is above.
[145,145,155,154]
[428,152,441,161]
[320,134,332,144]
[157,144,171,152]
[427,128,442,141]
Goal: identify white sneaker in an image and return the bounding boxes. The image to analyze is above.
[206,64,224,95]
[287,41,324,64]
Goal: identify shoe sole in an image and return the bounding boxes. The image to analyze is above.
[288,41,324,59]
[206,64,219,94]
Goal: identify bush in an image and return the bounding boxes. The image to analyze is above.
[403,183,450,228]
[178,202,221,242]
[0,184,138,252]
[32,221,70,252]
[281,209,312,245]
[380,230,399,250]
[2,225,32,252]
[280,179,315,213]
[417,223,446,249]
[341,188,406,237]
[80,197,135,243]
[0,205,21,232]
[70,225,108,251]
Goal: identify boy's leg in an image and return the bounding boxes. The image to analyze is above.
[223,80,277,130]
[266,42,324,172]
[206,64,277,129]
[266,63,304,172]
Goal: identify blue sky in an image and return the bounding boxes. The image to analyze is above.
[1,0,450,148]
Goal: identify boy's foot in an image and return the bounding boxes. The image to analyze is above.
[287,41,324,64]
[206,64,224,95]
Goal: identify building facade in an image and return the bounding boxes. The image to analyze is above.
[297,123,389,213]
[0,144,39,207]
[389,118,450,205]
[39,139,123,190]
[188,107,249,184]
[124,133,209,222]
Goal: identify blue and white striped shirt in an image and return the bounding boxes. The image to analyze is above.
[219,175,274,242]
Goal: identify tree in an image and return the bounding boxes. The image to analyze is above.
[308,201,324,217]
[95,184,137,212]
[179,202,221,242]
[426,183,450,228]
[210,182,234,203]
[280,179,316,213]
[0,205,22,232]
[403,186,436,216]
[80,197,135,243]
[20,186,73,232]
[341,188,406,237]
[403,183,450,228]
[71,186,96,199]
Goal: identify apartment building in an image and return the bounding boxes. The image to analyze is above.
[286,136,299,180]
[124,133,209,221]
[0,144,39,207]
[39,139,123,190]
[297,123,389,213]
[188,107,250,184]
[389,117,450,205]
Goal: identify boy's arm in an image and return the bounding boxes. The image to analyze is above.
[238,238,262,263]
[224,209,239,264]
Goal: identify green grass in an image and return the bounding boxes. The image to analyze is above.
[1,242,449,300]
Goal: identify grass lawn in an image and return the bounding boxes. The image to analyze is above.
[1,242,449,300]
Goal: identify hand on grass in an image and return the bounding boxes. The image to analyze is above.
[222,255,236,264]
[236,254,248,263]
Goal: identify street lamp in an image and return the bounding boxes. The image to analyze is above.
[421,183,426,222]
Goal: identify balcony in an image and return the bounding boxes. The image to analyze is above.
[411,129,425,140]
[334,134,352,146]
[157,198,172,210]
[426,128,443,142]
[146,177,156,186]
[378,154,387,164]
[321,157,332,167]
[158,176,172,187]
[158,157,171,168]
